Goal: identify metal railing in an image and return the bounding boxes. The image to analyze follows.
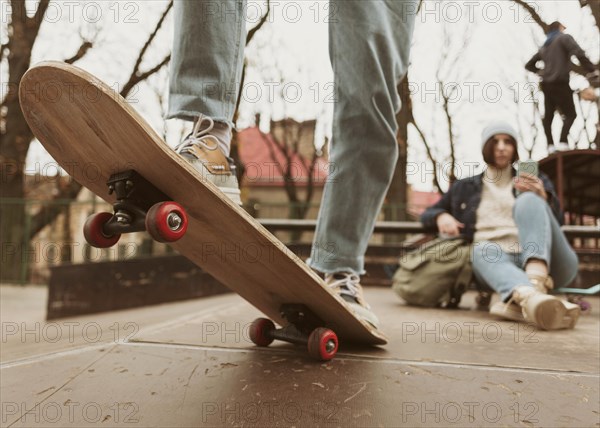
[1,197,598,285]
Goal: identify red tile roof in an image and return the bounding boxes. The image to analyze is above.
[237,127,442,214]
[238,127,329,187]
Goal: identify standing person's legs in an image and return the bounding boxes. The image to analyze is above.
[541,83,558,149]
[168,0,247,132]
[555,83,577,145]
[167,1,247,204]
[308,0,418,275]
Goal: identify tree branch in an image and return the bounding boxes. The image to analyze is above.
[247,0,270,44]
[511,0,549,32]
[410,119,443,194]
[234,1,271,117]
[121,1,173,97]
[10,0,27,24]
[580,0,600,29]
[64,41,93,64]
[258,129,286,179]
[440,86,457,183]
[130,1,172,79]
[32,0,51,27]
[120,54,171,97]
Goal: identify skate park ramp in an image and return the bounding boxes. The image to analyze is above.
[1,286,599,427]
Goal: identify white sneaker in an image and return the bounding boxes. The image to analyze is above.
[175,117,242,205]
[325,272,380,329]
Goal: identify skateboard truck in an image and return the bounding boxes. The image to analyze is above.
[249,304,339,361]
[83,170,189,248]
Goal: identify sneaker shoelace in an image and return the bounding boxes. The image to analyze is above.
[326,273,365,306]
[175,115,219,157]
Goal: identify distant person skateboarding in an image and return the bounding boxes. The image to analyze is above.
[525,21,597,154]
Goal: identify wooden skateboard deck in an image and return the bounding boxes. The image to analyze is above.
[19,62,386,357]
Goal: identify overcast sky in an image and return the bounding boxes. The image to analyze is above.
[8,0,599,191]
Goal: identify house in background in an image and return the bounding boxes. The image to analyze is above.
[237,117,442,221]
[237,118,329,220]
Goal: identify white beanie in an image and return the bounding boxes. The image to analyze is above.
[481,121,519,150]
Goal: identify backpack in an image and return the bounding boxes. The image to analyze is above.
[392,237,473,308]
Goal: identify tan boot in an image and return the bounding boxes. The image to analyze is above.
[527,273,581,322]
[489,300,524,322]
[511,286,579,330]
[527,273,554,293]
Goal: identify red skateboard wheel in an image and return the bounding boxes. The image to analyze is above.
[145,201,188,243]
[249,318,275,347]
[83,212,121,248]
[307,328,338,361]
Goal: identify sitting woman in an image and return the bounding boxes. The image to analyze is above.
[421,121,580,330]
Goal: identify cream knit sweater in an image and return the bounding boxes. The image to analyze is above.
[473,166,520,253]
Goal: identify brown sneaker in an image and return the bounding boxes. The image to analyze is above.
[325,272,380,329]
[175,117,242,205]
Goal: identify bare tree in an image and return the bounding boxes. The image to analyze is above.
[0,0,173,282]
[257,118,324,224]
[385,75,412,222]
[435,24,472,185]
[410,113,444,194]
[405,19,473,196]
[383,0,425,222]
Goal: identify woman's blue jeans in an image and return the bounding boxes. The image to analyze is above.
[169,0,418,275]
[471,192,579,301]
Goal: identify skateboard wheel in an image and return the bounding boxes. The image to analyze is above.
[307,328,338,361]
[249,318,275,347]
[83,212,121,248]
[145,202,188,243]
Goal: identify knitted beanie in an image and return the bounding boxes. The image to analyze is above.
[481,121,520,164]
[481,121,518,150]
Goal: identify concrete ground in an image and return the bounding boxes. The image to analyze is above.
[1,285,599,427]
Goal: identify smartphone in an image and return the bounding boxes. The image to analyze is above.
[516,160,538,196]
[517,160,538,177]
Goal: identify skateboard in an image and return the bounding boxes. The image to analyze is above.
[19,62,386,360]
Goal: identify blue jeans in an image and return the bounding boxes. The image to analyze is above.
[169,0,418,275]
[471,192,579,301]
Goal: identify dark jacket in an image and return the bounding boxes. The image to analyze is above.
[420,170,562,241]
[525,33,596,83]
